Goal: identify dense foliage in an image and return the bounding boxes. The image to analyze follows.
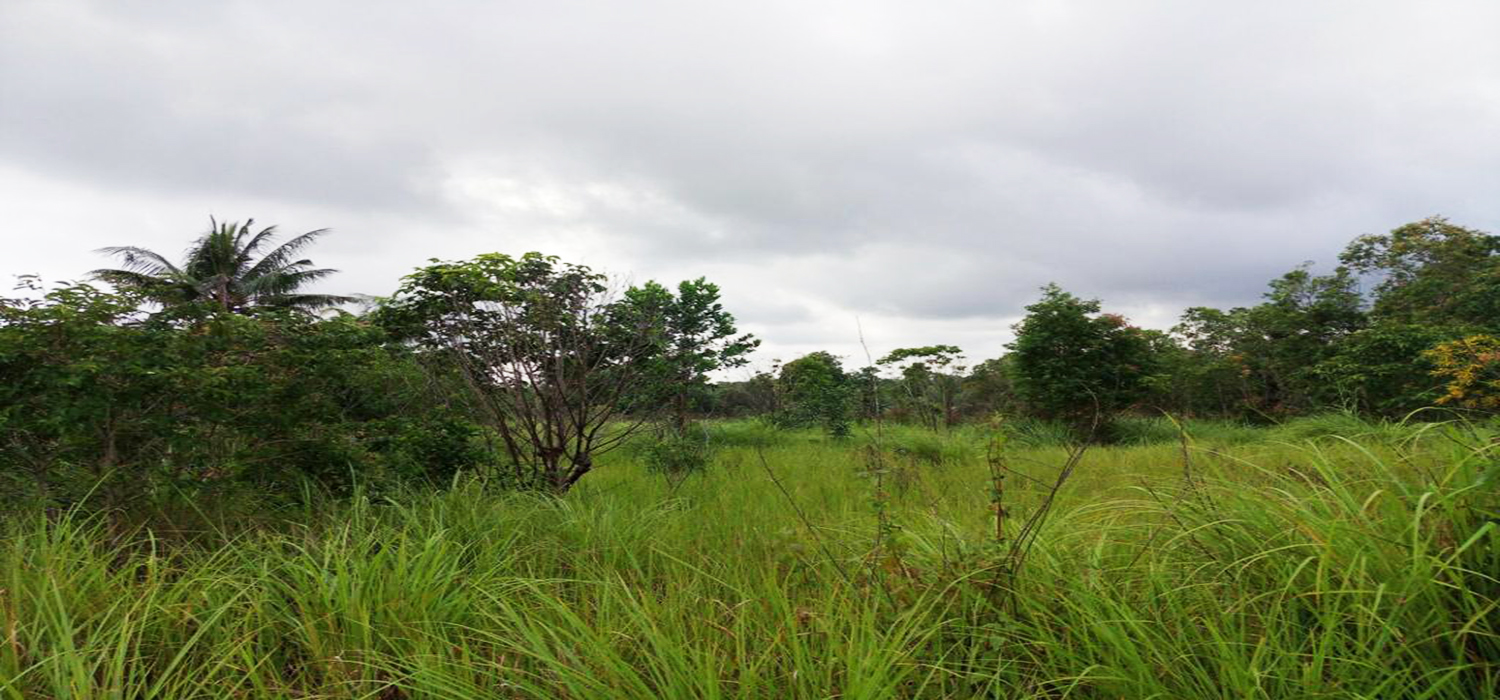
[774,351,855,436]
[1007,285,1160,433]
[0,282,485,508]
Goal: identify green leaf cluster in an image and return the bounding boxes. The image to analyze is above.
[0,284,489,508]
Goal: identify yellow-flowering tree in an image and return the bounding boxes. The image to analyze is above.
[1426,335,1500,411]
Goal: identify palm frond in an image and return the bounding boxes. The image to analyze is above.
[244,229,332,280]
[91,269,171,290]
[95,218,344,314]
[93,247,181,276]
[90,269,197,304]
[243,265,338,296]
[182,230,230,280]
[260,292,358,311]
[233,221,281,274]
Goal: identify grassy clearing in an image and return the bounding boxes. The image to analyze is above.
[2,417,1497,698]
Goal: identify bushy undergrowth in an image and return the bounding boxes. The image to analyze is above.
[632,425,715,476]
[1001,412,1422,448]
[0,291,495,509]
[700,418,786,448]
[1262,411,1420,443]
[1106,415,1259,445]
[2,421,1496,698]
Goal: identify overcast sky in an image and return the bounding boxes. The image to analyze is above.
[3,1,1498,371]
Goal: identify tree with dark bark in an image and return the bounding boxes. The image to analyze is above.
[377,252,664,492]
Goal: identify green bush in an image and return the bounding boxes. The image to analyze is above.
[701,419,784,448]
[0,284,493,509]
[873,430,977,466]
[1267,412,1403,443]
[999,417,1076,448]
[638,426,714,476]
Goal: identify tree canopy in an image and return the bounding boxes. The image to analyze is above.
[1008,284,1160,432]
[619,278,759,429]
[376,252,664,492]
[93,218,354,314]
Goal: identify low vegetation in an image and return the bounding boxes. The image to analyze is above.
[2,419,1496,697]
[2,216,1499,697]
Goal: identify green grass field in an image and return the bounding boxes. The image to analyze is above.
[2,417,1497,698]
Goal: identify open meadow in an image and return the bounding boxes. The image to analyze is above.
[3,416,1496,699]
[7,3,1500,697]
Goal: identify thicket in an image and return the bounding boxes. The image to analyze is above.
[2,223,762,507]
[0,282,486,509]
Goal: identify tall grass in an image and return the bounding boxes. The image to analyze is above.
[1,420,1495,698]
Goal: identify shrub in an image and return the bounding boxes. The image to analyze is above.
[638,426,714,476]
[0,284,492,509]
[1426,334,1500,411]
[870,430,977,466]
[702,419,783,448]
[775,351,854,437]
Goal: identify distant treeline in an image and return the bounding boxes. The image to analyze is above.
[706,216,1500,434]
[3,216,1497,508]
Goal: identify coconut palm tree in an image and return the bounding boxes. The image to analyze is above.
[93,218,355,313]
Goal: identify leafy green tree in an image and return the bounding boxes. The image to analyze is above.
[1313,323,1452,416]
[1164,218,1500,418]
[1341,217,1500,328]
[1131,328,1197,414]
[877,345,964,430]
[0,281,156,506]
[1244,265,1367,411]
[93,218,353,314]
[376,252,663,492]
[776,351,854,436]
[1008,284,1160,435]
[619,278,758,430]
[713,371,780,418]
[958,356,1021,418]
[1171,306,1258,417]
[1174,265,1366,417]
[850,365,885,421]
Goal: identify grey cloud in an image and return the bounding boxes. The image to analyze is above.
[2,0,1498,355]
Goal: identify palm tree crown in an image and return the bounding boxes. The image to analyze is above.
[93,218,355,313]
